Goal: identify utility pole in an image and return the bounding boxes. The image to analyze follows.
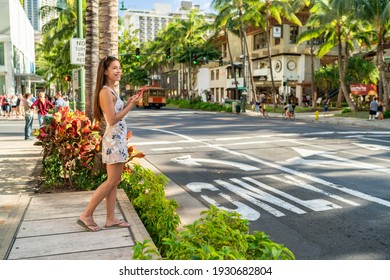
[77,0,85,112]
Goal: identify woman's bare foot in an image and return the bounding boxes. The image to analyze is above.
[77,216,100,232]
[105,218,130,228]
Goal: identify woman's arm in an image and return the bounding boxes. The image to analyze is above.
[30,99,38,108]
[99,88,141,126]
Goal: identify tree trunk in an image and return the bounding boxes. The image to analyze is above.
[85,0,99,121]
[336,25,356,111]
[242,29,257,103]
[266,5,277,110]
[377,31,390,109]
[226,30,239,99]
[99,0,119,58]
[310,39,316,108]
[98,1,118,140]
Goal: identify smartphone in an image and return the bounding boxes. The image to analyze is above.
[136,87,146,98]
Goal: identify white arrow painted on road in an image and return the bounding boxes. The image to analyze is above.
[287,148,390,174]
[352,143,390,151]
[171,155,260,171]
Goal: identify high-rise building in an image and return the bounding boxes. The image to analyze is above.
[122,1,213,44]
[24,0,58,32]
[24,0,39,31]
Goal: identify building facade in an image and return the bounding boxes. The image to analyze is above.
[0,0,37,95]
[24,0,58,32]
[122,1,212,44]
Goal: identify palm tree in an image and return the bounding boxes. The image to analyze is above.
[99,0,119,58]
[84,0,99,120]
[298,0,372,111]
[243,0,303,107]
[355,0,390,109]
[212,0,251,101]
[212,11,241,97]
[38,0,79,93]
[159,10,214,97]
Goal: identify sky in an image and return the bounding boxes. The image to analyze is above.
[119,0,214,13]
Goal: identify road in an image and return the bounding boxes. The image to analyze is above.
[127,108,390,260]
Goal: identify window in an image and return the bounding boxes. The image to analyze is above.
[227,66,242,79]
[0,75,5,94]
[290,26,299,44]
[216,69,219,80]
[308,36,325,45]
[222,44,227,58]
[253,32,267,50]
[306,27,325,45]
[253,60,269,70]
[211,70,215,80]
[0,43,4,66]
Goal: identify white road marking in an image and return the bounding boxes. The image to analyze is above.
[353,143,390,150]
[186,182,261,220]
[137,127,390,209]
[201,193,261,221]
[171,155,260,171]
[268,175,360,206]
[241,177,342,211]
[292,147,390,174]
[215,179,296,216]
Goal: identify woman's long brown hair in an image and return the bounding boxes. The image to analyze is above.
[93,56,119,122]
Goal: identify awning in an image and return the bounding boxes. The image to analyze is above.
[14,73,46,83]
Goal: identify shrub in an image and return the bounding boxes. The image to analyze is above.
[384,111,390,119]
[341,107,352,114]
[120,164,180,255]
[35,107,144,191]
[34,107,102,188]
[134,206,295,260]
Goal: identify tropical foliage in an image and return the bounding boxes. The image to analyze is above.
[36,0,83,92]
[36,0,390,112]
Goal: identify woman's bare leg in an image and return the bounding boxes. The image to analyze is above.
[105,163,129,227]
[79,162,124,231]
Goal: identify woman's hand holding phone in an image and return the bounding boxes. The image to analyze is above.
[126,87,146,108]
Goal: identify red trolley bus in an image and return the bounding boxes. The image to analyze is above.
[136,86,167,109]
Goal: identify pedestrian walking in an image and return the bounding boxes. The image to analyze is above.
[23,93,34,140]
[368,97,378,121]
[324,98,330,116]
[54,91,67,111]
[30,92,54,127]
[377,100,384,120]
[2,94,11,118]
[77,56,143,232]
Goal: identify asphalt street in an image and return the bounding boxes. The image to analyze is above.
[127,108,390,260]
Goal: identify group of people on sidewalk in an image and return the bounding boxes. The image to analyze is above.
[0,94,25,118]
[10,91,70,140]
[368,97,384,121]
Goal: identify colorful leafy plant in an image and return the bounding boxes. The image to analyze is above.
[34,107,102,184]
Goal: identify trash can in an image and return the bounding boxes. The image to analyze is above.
[232,101,237,113]
[235,103,241,113]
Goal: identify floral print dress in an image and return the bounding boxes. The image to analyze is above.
[102,86,128,164]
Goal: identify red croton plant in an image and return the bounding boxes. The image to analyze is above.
[35,106,144,184]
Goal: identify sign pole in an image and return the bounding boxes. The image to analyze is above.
[77,0,85,112]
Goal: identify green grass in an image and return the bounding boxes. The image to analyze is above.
[335,110,373,119]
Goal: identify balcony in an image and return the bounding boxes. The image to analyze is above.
[253,68,270,77]
[226,77,244,89]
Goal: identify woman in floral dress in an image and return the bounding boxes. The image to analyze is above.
[77,56,143,231]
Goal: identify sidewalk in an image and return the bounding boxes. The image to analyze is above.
[244,109,390,130]
[0,118,153,260]
[0,110,388,260]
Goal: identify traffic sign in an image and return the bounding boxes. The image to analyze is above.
[70,38,86,65]
[72,69,79,89]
